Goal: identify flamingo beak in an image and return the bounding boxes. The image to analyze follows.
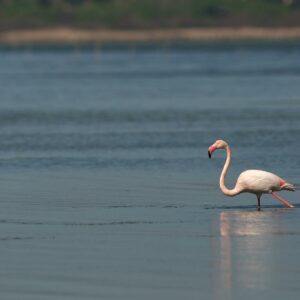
[208,146,216,159]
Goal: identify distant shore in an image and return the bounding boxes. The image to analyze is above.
[1,27,300,45]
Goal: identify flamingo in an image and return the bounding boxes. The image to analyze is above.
[208,140,295,209]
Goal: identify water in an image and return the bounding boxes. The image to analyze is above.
[0,42,300,299]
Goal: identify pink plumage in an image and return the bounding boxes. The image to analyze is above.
[208,140,295,209]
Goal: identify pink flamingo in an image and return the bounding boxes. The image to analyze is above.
[208,140,295,209]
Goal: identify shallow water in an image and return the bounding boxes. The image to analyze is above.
[0,42,300,299]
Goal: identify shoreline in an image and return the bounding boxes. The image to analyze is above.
[1,27,300,45]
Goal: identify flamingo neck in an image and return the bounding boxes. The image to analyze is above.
[219,146,240,197]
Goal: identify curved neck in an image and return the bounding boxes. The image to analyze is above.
[219,146,240,197]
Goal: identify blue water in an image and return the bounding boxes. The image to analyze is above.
[0,42,300,299]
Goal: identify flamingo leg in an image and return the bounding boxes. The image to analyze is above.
[256,195,261,210]
[271,192,294,208]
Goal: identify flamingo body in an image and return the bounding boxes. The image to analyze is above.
[208,139,295,208]
[235,169,294,194]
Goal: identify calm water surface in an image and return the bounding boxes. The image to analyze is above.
[0,42,300,299]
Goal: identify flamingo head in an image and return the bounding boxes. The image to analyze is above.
[208,140,228,158]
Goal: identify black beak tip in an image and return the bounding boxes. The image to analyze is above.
[208,151,211,159]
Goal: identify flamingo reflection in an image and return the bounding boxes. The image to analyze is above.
[214,209,286,299]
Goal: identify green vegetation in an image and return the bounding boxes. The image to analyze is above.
[0,0,300,29]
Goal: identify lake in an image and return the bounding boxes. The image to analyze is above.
[0,42,300,299]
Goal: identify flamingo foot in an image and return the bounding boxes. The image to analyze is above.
[271,192,294,208]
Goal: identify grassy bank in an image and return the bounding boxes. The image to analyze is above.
[1,0,300,29]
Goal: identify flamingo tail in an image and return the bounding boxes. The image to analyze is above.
[281,182,296,192]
